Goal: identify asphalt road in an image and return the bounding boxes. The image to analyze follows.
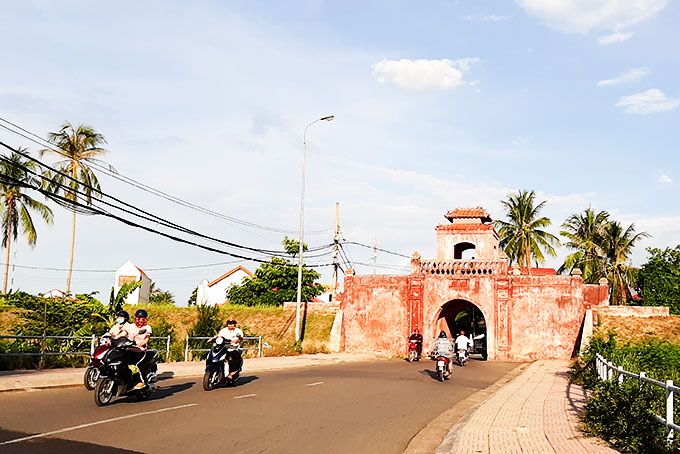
[0,358,519,454]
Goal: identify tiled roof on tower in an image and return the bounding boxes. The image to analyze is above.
[444,207,492,223]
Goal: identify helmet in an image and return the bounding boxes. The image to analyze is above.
[438,330,447,339]
[135,309,148,318]
[460,330,465,336]
[116,310,130,323]
[226,317,236,325]
[413,328,419,334]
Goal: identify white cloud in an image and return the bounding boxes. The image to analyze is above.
[483,15,511,21]
[658,174,673,183]
[616,89,680,114]
[597,31,634,45]
[517,0,667,35]
[372,58,480,92]
[597,67,650,86]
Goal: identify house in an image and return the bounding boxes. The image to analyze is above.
[114,260,152,306]
[196,266,254,306]
[41,289,79,301]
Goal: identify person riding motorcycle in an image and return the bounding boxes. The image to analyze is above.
[132,309,152,349]
[408,328,423,359]
[431,330,454,374]
[107,310,137,339]
[214,317,244,379]
[455,330,473,363]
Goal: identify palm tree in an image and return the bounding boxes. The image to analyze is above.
[40,122,113,293]
[559,208,610,283]
[599,221,649,305]
[494,190,560,275]
[0,150,54,292]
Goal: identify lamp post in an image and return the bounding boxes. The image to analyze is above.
[295,115,334,343]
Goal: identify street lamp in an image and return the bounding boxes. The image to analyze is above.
[295,115,334,343]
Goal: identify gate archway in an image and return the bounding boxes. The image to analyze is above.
[435,299,487,360]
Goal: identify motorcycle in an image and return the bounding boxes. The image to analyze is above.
[407,340,421,362]
[93,334,158,407]
[457,348,469,367]
[84,335,112,390]
[203,336,240,391]
[434,354,451,382]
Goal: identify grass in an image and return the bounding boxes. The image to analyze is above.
[595,314,680,344]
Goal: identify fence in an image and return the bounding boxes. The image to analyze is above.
[0,335,172,361]
[595,352,680,443]
[184,336,262,361]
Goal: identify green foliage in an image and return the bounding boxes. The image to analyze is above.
[636,245,680,315]
[149,283,175,306]
[282,235,307,257]
[187,287,197,307]
[108,281,142,315]
[188,305,224,338]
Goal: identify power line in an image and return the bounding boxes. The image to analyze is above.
[342,240,411,258]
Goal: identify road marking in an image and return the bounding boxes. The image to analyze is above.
[233,393,256,399]
[305,381,325,387]
[0,403,198,446]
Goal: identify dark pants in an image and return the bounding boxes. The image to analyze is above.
[226,349,243,374]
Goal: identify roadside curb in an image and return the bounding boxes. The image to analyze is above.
[402,362,530,454]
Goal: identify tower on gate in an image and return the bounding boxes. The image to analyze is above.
[340,207,610,360]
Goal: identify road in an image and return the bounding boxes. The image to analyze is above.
[0,359,519,454]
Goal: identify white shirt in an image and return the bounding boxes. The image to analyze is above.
[217,326,244,344]
[432,337,454,357]
[455,335,472,351]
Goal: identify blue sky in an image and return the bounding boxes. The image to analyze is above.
[0,0,678,305]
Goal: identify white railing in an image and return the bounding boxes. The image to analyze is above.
[0,334,172,361]
[184,336,262,361]
[595,353,680,443]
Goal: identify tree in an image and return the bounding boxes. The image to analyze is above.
[0,150,54,292]
[187,287,197,307]
[40,122,113,293]
[559,208,610,283]
[494,190,560,274]
[148,282,175,306]
[599,221,649,305]
[636,245,680,314]
[108,281,142,316]
[282,235,307,259]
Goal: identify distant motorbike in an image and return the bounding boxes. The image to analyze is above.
[457,348,469,367]
[84,335,112,390]
[93,334,158,406]
[203,336,240,391]
[433,354,451,382]
[407,340,421,362]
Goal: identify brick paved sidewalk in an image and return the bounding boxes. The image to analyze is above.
[447,360,619,454]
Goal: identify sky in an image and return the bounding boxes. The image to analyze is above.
[0,0,678,306]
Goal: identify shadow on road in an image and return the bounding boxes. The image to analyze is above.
[156,371,174,381]
[0,428,142,454]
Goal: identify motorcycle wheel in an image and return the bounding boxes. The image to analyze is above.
[203,371,220,391]
[84,366,99,391]
[94,377,115,407]
[136,387,152,401]
[407,350,416,362]
[438,367,445,382]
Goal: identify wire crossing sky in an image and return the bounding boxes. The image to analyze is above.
[0,0,678,303]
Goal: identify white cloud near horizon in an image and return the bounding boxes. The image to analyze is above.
[616,89,680,114]
[372,58,481,92]
[597,67,650,86]
[597,31,634,45]
[517,0,668,35]
[658,174,673,183]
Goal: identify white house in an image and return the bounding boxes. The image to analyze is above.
[114,260,152,306]
[196,265,253,306]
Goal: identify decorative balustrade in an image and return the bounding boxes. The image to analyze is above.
[413,259,508,276]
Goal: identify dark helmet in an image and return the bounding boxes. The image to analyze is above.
[116,310,130,322]
[226,317,236,325]
[438,330,447,339]
[135,309,148,318]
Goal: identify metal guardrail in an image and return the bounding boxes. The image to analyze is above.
[184,336,262,361]
[595,353,679,443]
[0,334,171,360]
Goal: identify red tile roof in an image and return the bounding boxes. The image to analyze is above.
[208,265,254,287]
[444,207,492,222]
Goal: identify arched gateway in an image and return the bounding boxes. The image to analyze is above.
[340,207,610,361]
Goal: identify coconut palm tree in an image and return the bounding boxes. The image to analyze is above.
[0,149,54,292]
[598,221,649,305]
[559,208,610,283]
[494,190,560,275]
[40,122,114,293]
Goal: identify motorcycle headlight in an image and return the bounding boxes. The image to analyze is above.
[216,337,224,345]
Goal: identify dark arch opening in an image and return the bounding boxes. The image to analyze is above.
[437,299,487,360]
[454,242,476,260]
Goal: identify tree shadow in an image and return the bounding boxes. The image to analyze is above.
[0,428,142,454]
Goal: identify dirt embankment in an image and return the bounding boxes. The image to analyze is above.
[594,314,680,344]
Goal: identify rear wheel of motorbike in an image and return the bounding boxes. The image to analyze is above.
[438,368,445,382]
[136,387,152,401]
[94,378,115,406]
[84,366,99,391]
[408,350,416,362]
[203,371,219,391]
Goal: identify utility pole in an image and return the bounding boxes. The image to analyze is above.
[331,202,340,302]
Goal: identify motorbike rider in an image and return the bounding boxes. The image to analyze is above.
[408,328,423,359]
[455,330,473,358]
[431,330,454,374]
[107,310,137,339]
[215,317,244,379]
[130,309,153,389]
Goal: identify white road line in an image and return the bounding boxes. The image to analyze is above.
[0,403,198,446]
[233,393,256,399]
[305,381,325,387]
